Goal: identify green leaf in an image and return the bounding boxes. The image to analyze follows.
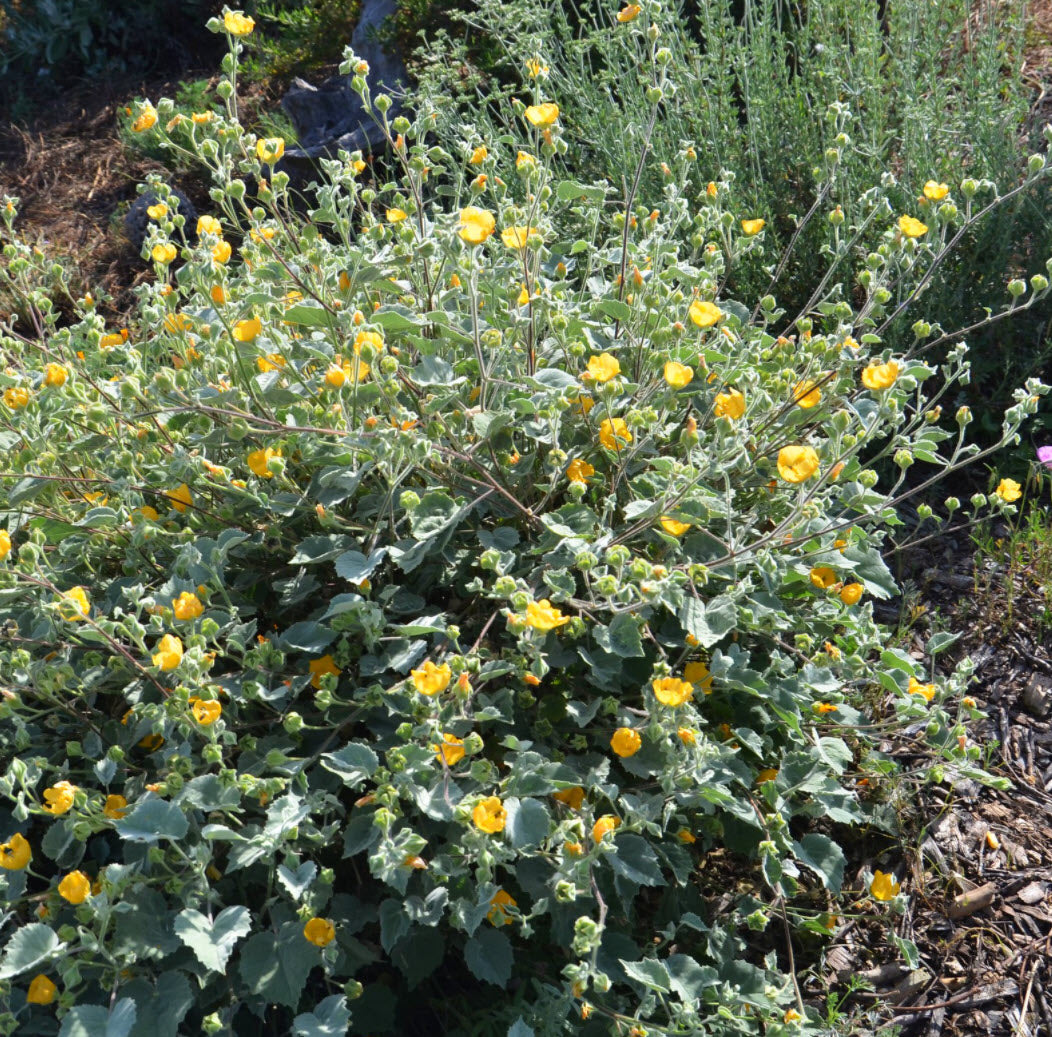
[59,1000,136,1037]
[792,833,846,891]
[594,613,644,658]
[505,797,551,848]
[608,835,665,886]
[277,861,317,901]
[464,928,512,987]
[555,180,608,204]
[620,958,672,992]
[174,906,252,973]
[333,548,387,583]
[126,971,194,1037]
[667,954,718,1001]
[293,995,352,1037]
[595,299,632,322]
[528,368,579,391]
[180,775,241,811]
[373,309,422,333]
[282,303,330,327]
[239,922,314,1008]
[114,799,189,843]
[0,923,60,979]
[411,355,463,386]
[508,1020,536,1037]
[927,631,961,655]
[679,596,737,648]
[280,621,336,653]
[321,744,378,788]
[289,535,356,564]
[410,491,461,540]
[379,899,410,953]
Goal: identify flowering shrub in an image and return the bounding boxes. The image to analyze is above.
[1,8,1050,1035]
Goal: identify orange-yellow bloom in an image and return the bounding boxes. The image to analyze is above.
[652,677,693,707]
[191,699,221,725]
[793,380,821,408]
[617,4,641,21]
[58,870,91,904]
[42,781,77,816]
[777,445,819,483]
[683,661,713,694]
[309,654,342,689]
[839,583,863,605]
[303,917,335,946]
[487,889,517,925]
[610,727,641,757]
[592,815,621,840]
[741,219,765,235]
[870,870,901,900]
[525,599,570,631]
[923,181,949,201]
[433,733,466,766]
[152,634,183,671]
[411,659,452,695]
[714,389,745,420]
[103,795,128,819]
[26,974,57,1005]
[664,361,693,388]
[0,832,31,870]
[172,592,204,620]
[458,206,496,245]
[524,103,559,127]
[223,10,255,34]
[861,361,899,391]
[473,796,507,833]
[598,417,632,451]
[585,352,620,383]
[689,299,722,327]
[566,458,595,483]
[898,215,928,238]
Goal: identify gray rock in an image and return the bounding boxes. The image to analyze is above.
[123,188,198,255]
[1022,672,1052,718]
[278,0,406,181]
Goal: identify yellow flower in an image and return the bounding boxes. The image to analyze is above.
[610,727,642,757]
[861,360,899,391]
[58,586,91,621]
[617,3,641,21]
[812,702,839,714]
[598,417,632,452]
[995,478,1022,503]
[223,9,255,34]
[132,104,157,132]
[809,566,837,589]
[147,203,168,219]
[152,243,177,264]
[197,215,222,236]
[26,974,57,1005]
[659,516,691,536]
[515,151,536,170]
[552,786,586,810]
[923,181,949,201]
[777,445,819,483]
[3,386,29,409]
[386,208,409,223]
[247,446,281,479]
[191,699,222,725]
[525,599,570,631]
[683,661,713,694]
[192,111,214,124]
[303,917,335,947]
[161,314,189,335]
[103,795,128,820]
[566,458,595,483]
[741,219,765,235]
[839,583,863,605]
[43,363,68,387]
[870,870,901,901]
[0,529,10,560]
[211,240,232,264]
[585,352,620,382]
[152,634,184,671]
[433,733,466,766]
[676,828,696,844]
[458,206,496,244]
[309,654,342,689]
[58,870,91,904]
[256,137,285,163]
[714,389,745,420]
[908,676,936,702]
[257,352,285,373]
[233,318,262,342]
[0,832,31,870]
[501,226,536,249]
[652,677,693,707]
[173,591,204,620]
[473,796,507,833]
[564,840,584,856]
[524,102,559,127]
[525,58,548,78]
[664,361,693,388]
[487,889,517,925]
[689,299,722,327]
[898,215,928,238]
[755,768,778,784]
[592,815,621,841]
[793,380,821,408]
[677,727,696,745]
[411,659,452,695]
[42,781,77,816]
[469,145,488,165]
[166,483,192,513]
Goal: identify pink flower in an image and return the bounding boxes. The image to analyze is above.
[1038,446,1052,471]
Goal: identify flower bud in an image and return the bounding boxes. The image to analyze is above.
[945,496,960,513]
[400,490,421,510]
[912,320,931,339]
[970,492,986,509]
[961,178,979,198]
[1008,278,1027,299]
[556,881,578,902]
[374,94,392,113]
[956,405,972,426]
[894,449,913,469]
[392,116,411,134]
[917,503,933,520]
[1030,274,1048,293]
[858,469,878,488]
[1028,153,1046,174]
[226,179,246,200]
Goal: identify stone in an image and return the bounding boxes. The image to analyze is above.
[277,0,406,186]
[123,188,197,255]
[1022,672,1052,718]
